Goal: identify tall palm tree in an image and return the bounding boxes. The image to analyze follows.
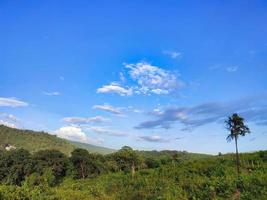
[225,113,250,175]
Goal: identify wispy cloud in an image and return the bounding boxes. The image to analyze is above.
[93,104,123,115]
[62,116,110,124]
[163,50,182,59]
[0,97,28,107]
[0,113,19,122]
[138,135,170,143]
[135,94,267,130]
[209,64,239,72]
[87,126,128,137]
[43,91,61,96]
[119,72,126,83]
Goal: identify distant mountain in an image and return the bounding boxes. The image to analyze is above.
[0,125,115,155]
[139,149,212,161]
[68,141,115,154]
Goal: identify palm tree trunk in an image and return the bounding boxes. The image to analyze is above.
[235,136,240,175]
[80,162,85,179]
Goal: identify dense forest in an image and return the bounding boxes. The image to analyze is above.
[0,146,266,199]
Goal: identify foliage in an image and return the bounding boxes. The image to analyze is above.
[0,125,266,199]
[0,125,114,155]
[0,147,266,199]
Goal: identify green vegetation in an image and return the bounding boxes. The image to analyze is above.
[0,125,114,155]
[0,113,266,200]
[0,145,266,199]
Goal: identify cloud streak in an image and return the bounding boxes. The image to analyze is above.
[93,104,123,115]
[163,50,182,59]
[62,116,110,124]
[138,135,170,143]
[0,97,28,107]
[43,91,61,96]
[88,126,128,137]
[209,64,239,73]
[135,94,267,130]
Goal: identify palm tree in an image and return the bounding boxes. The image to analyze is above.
[225,113,250,175]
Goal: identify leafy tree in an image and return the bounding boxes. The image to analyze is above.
[70,148,90,179]
[225,113,250,174]
[4,149,34,185]
[112,146,141,177]
[144,157,160,168]
[33,149,68,182]
[87,153,106,175]
[23,168,55,188]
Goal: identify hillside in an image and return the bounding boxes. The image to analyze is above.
[68,141,115,154]
[0,125,114,155]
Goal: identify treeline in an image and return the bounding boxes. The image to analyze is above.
[0,146,183,186]
[0,147,266,199]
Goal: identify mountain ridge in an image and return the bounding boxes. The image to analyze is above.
[0,125,115,155]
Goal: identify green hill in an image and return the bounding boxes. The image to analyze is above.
[138,149,212,164]
[68,141,115,154]
[0,125,114,155]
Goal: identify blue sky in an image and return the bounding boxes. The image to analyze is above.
[0,0,267,154]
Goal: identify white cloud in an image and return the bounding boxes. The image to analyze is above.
[0,119,17,128]
[97,83,133,96]
[59,76,65,81]
[43,91,61,96]
[93,104,123,115]
[62,116,110,124]
[226,66,238,72]
[125,62,184,95]
[55,126,103,144]
[0,97,28,107]
[97,62,184,96]
[163,50,182,59]
[55,126,87,142]
[0,113,19,128]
